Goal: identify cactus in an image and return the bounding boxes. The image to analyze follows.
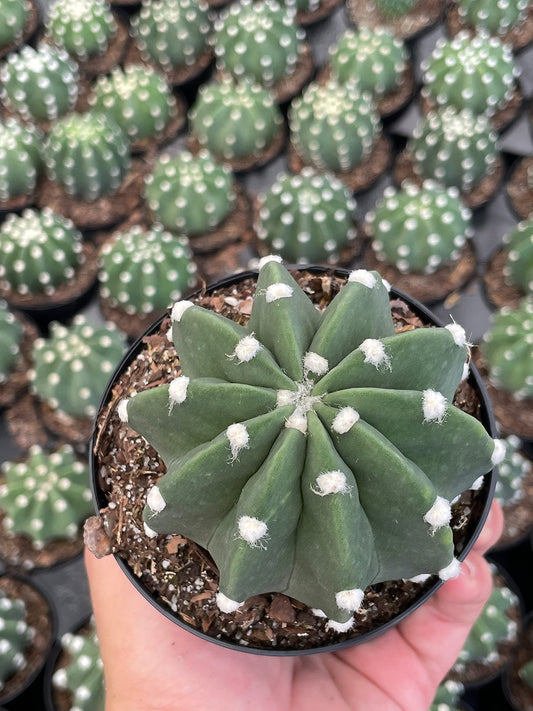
[373,0,418,17]
[52,623,105,711]
[519,658,533,690]
[0,0,31,53]
[456,0,530,37]
[43,111,130,202]
[189,77,284,163]
[120,258,498,629]
[0,118,43,204]
[365,181,473,274]
[45,0,117,62]
[0,45,79,123]
[494,434,530,506]
[407,107,500,193]
[213,0,306,88]
[0,208,86,298]
[502,217,533,296]
[254,168,358,264]
[480,298,533,400]
[0,445,93,550]
[99,224,198,316]
[0,590,34,690]
[420,31,519,119]
[288,79,381,173]
[29,315,126,420]
[145,150,236,235]
[0,301,23,386]
[328,27,408,100]
[430,679,465,711]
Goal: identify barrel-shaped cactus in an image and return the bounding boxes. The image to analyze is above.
[44,112,130,202]
[0,45,79,123]
[373,0,418,16]
[494,434,530,507]
[45,0,117,62]
[254,168,358,263]
[0,0,31,54]
[0,590,34,690]
[121,258,498,629]
[430,680,465,711]
[455,0,530,37]
[0,445,93,550]
[0,118,42,205]
[52,624,105,711]
[502,218,533,296]
[0,301,23,386]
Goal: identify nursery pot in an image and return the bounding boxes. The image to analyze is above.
[89,265,497,656]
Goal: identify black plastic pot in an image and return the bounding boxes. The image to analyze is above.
[89,265,498,656]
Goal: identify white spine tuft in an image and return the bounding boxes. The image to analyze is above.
[348,269,377,288]
[265,283,293,302]
[471,475,485,491]
[303,351,329,375]
[332,407,360,434]
[117,398,130,423]
[439,557,461,581]
[359,339,390,369]
[422,389,447,423]
[147,486,166,513]
[407,573,431,583]
[312,470,351,496]
[285,408,308,434]
[171,300,194,322]
[445,322,469,347]
[277,389,297,407]
[335,588,364,612]
[216,592,244,613]
[461,362,470,381]
[424,496,452,530]
[311,608,327,618]
[143,522,158,539]
[491,439,506,466]
[258,254,283,269]
[168,376,190,406]
[231,334,262,363]
[237,516,268,547]
[226,423,250,461]
[327,617,354,633]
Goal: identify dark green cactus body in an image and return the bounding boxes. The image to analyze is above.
[0,590,34,689]
[0,301,23,385]
[520,658,533,690]
[502,218,533,295]
[0,0,30,50]
[374,0,418,16]
[0,118,43,203]
[46,0,117,62]
[430,680,465,711]
[494,435,530,506]
[457,0,530,36]
[124,260,497,628]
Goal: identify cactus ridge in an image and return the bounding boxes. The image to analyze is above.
[457,0,529,36]
[494,434,530,505]
[0,117,43,203]
[124,260,497,628]
[502,217,533,295]
[0,0,30,50]
[0,300,23,385]
[0,590,34,688]
[45,0,117,61]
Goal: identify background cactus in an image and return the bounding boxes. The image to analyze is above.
[502,218,533,296]
[0,590,34,690]
[519,658,533,689]
[0,45,79,123]
[45,0,117,62]
[430,679,465,711]
[494,435,530,507]
[43,111,131,202]
[0,444,93,550]
[0,118,43,205]
[365,181,473,274]
[254,168,358,263]
[0,301,23,386]
[122,259,497,629]
[0,0,31,53]
[455,0,530,37]
[373,0,418,17]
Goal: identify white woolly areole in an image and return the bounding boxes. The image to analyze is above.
[117,398,130,423]
[408,573,431,583]
[312,470,351,496]
[143,522,158,539]
[439,557,461,581]
[461,362,470,381]
[445,322,468,347]
[327,617,354,633]
[311,608,327,618]
[359,339,390,368]
[171,300,193,322]
[471,475,485,491]
[277,389,297,407]
[265,282,293,302]
[304,351,329,375]
[381,278,392,292]
[285,408,308,434]
[348,269,377,288]
[332,407,360,434]
[226,423,249,460]
[169,376,190,405]
[424,496,452,530]
[258,254,283,269]
[147,486,166,513]
[216,592,244,613]
[422,389,447,423]
[491,439,506,466]
[232,334,262,363]
[237,516,268,546]
[335,588,364,612]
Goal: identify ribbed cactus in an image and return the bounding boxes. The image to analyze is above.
[456,0,530,37]
[0,208,85,297]
[254,168,358,263]
[45,0,117,62]
[430,679,465,711]
[0,118,43,205]
[420,31,519,119]
[365,181,473,274]
[144,151,236,234]
[494,435,530,506]
[43,112,130,202]
[121,258,498,629]
[407,107,500,193]
[0,590,34,690]
[0,445,93,550]
[502,218,533,295]
[0,0,31,53]
[480,298,533,400]
[288,79,381,173]
[99,224,197,316]
[519,658,533,690]
[30,316,126,420]
[52,624,105,711]
[0,301,23,386]
[373,0,418,17]
[0,45,79,123]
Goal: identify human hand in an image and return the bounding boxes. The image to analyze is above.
[85,500,503,711]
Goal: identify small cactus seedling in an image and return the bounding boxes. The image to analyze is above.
[373,0,418,17]
[430,679,465,711]
[0,0,31,54]
[0,301,23,386]
[494,434,530,507]
[144,150,236,235]
[455,0,530,37]
[519,658,533,690]
[0,45,79,123]
[29,315,126,421]
[121,258,498,629]
[254,168,358,264]
[502,217,533,296]
[45,0,117,62]
[0,445,93,550]
[0,118,43,205]
[0,590,34,691]
[43,111,131,203]
[365,181,473,274]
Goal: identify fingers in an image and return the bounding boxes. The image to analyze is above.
[472,499,504,555]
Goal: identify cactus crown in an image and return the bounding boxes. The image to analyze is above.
[0,208,85,296]
[30,315,126,419]
[0,444,93,549]
[0,300,23,385]
[0,118,43,202]
[99,224,197,315]
[502,217,533,295]
[46,0,117,62]
[328,26,408,98]
[289,79,381,173]
[494,434,530,505]
[0,589,34,688]
[366,181,473,274]
[0,45,79,123]
[255,168,358,264]
[44,111,130,202]
[373,0,418,17]
[457,0,530,36]
[0,0,30,49]
[481,298,533,400]
[145,150,236,235]
[213,0,305,87]
[123,259,497,630]
[430,679,465,711]
[408,107,499,192]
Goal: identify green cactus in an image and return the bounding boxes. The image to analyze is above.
[288,79,381,173]
[45,0,117,62]
[519,658,533,690]
[0,301,23,386]
[0,45,79,123]
[456,0,530,37]
[254,168,358,264]
[121,258,498,629]
[494,435,530,506]
[0,0,31,52]
[98,224,197,316]
[0,118,43,204]
[328,27,408,99]
[365,181,473,274]
[0,590,34,690]
[213,0,306,88]
[131,0,211,73]
[30,315,126,420]
[189,77,284,163]
[430,679,465,711]
[420,30,519,118]
[373,0,418,17]
[52,623,105,711]
[0,444,93,550]
[480,298,533,400]
[407,107,500,193]
[144,150,236,234]
[43,111,131,202]
[502,217,533,295]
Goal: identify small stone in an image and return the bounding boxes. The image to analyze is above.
[83,516,112,558]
